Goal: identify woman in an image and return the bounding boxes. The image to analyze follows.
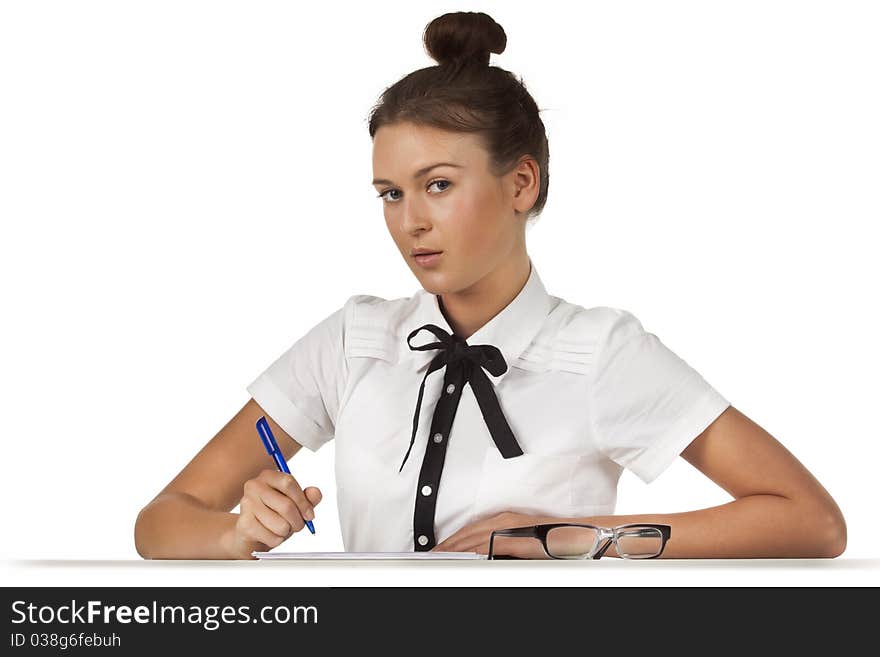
[134,11,846,560]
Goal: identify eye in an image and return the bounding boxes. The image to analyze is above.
[428,179,451,193]
[376,179,452,203]
[377,189,402,202]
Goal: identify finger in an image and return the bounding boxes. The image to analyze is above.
[431,536,460,551]
[303,486,323,514]
[433,525,486,552]
[432,513,522,552]
[435,533,477,552]
[446,537,484,554]
[244,509,287,548]
[266,472,315,522]
[439,532,513,557]
[434,523,491,552]
[432,526,476,551]
[259,485,306,533]
[251,498,294,540]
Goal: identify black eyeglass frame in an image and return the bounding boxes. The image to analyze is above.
[487,522,672,560]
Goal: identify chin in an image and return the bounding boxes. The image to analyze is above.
[414,274,452,296]
[418,266,480,294]
[417,279,444,295]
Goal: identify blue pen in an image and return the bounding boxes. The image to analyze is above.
[256,416,315,534]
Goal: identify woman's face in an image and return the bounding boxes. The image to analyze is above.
[371,121,528,296]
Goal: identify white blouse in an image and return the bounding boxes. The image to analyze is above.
[246,259,731,552]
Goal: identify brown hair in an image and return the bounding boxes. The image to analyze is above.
[367,11,550,224]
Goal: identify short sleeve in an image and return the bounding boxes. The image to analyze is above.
[589,309,731,484]
[246,296,354,452]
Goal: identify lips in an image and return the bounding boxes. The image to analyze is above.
[412,251,443,267]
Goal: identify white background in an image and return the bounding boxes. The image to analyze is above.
[1,1,877,585]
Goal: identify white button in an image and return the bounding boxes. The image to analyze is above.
[418,535,429,546]
[421,485,432,496]
[433,432,443,443]
[446,384,456,394]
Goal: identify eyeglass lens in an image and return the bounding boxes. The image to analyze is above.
[546,526,664,559]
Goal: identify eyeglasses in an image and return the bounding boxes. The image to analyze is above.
[488,523,672,560]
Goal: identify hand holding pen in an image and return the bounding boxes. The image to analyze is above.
[228,416,321,558]
[256,416,318,534]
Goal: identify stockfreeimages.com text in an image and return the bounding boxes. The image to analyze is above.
[10,599,317,631]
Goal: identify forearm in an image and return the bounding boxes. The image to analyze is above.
[135,492,242,560]
[565,494,846,559]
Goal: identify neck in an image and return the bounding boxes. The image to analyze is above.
[438,253,531,341]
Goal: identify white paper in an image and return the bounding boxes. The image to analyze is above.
[251,551,487,560]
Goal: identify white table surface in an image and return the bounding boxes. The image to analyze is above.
[3,557,879,587]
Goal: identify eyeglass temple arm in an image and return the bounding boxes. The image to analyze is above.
[491,527,537,538]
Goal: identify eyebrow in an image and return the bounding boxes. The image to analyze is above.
[372,162,464,186]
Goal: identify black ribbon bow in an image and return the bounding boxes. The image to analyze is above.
[399,323,524,472]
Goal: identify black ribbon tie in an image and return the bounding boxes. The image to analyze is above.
[399,323,524,472]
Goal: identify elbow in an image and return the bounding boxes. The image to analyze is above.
[812,505,847,559]
[822,512,847,559]
[787,488,847,558]
[134,506,156,560]
[788,495,847,558]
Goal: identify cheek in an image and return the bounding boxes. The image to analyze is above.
[448,195,505,254]
[385,214,405,247]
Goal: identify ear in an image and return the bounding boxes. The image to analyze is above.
[510,156,540,215]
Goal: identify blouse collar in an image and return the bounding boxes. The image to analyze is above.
[402,258,553,385]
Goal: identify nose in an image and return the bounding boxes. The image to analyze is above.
[396,196,432,236]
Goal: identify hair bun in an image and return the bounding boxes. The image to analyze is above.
[423,11,506,67]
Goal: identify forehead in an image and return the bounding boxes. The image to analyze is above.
[372,122,485,173]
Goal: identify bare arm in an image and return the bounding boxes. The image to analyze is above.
[134,398,311,559]
[575,405,848,558]
[432,405,848,558]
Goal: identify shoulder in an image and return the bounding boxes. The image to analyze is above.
[545,297,644,348]
[340,291,419,362]
[558,302,645,344]
[342,292,417,331]
[521,298,645,374]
